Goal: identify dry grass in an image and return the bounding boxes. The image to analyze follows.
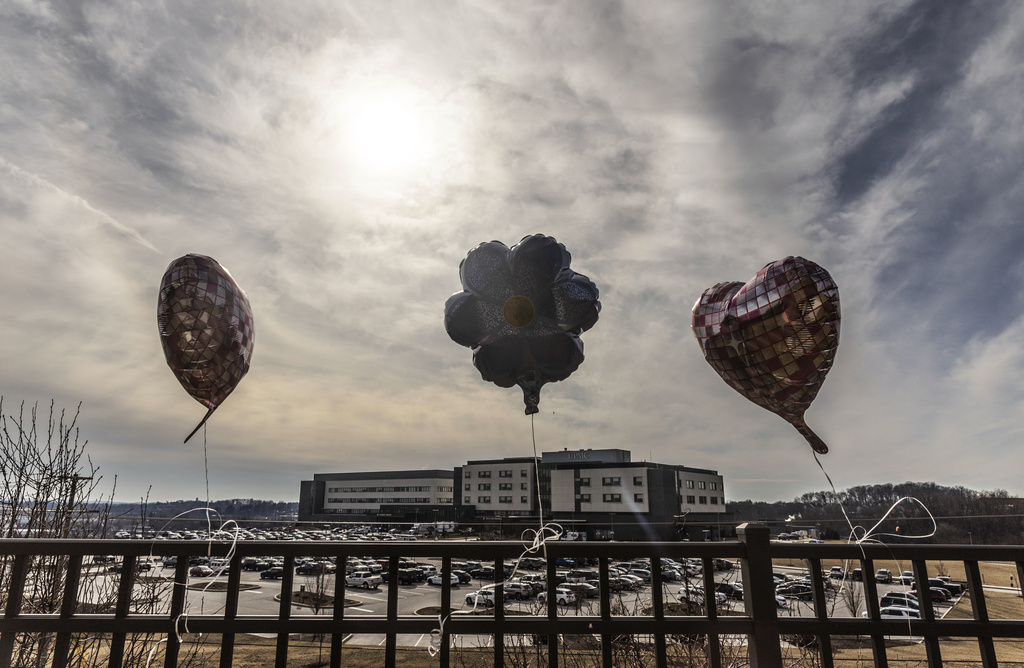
[772,551,1021,590]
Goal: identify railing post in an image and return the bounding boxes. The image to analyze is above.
[737,523,782,668]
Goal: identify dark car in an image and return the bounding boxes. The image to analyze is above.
[776,582,814,601]
[396,568,420,585]
[260,567,285,580]
[453,569,473,584]
[715,582,744,600]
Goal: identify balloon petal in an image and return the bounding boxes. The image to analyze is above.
[460,241,514,302]
[444,293,507,347]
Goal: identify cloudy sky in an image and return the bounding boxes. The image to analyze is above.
[2,1,1023,506]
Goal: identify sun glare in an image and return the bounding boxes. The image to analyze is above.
[342,87,437,179]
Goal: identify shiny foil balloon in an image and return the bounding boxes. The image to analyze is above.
[445,234,600,414]
[691,257,839,454]
[158,254,255,442]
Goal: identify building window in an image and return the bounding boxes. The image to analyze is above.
[634,494,644,503]
[499,496,513,504]
[602,493,622,503]
[521,470,528,477]
[499,470,512,478]
[465,471,471,478]
[499,483,512,490]
[464,484,470,491]
[478,471,491,478]
[478,483,491,491]
[710,497,718,505]
[478,496,491,504]
[521,483,528,490]
[686,480,694,489]
[464,496,471,503]
[686,495,695,504]
[580,494,591,503]
[601,477,621,486]
[710,482,717,490]
[698,481,706,490]
[579,477,590,487]
[521,496,528,504]
[633,476,643,486]
[699,496,707,504]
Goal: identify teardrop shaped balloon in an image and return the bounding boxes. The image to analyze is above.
[158,254,255,442]
[691,256,839,453]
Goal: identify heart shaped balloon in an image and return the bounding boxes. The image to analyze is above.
[691,256,839,454]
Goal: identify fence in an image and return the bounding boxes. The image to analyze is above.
[2,523,1024,667]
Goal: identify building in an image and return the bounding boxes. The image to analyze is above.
[298,449,729,540]
[456,449,729,541]
[298,470,455,524]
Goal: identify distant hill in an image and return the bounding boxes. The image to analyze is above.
[729,482,1024,545]
[107,498,299,530]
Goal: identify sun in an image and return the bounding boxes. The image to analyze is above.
[342,86,437,178]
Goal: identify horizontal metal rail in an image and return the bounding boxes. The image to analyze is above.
[1,525,1022,668]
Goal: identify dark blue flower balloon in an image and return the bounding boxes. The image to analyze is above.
[445,234,600,414]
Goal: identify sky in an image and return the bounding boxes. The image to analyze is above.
[2,1,1024,505]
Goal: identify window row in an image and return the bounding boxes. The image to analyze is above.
[326,485,434,493]
[465,469,532,478]
[466,496,530,504]
[683,480,719,490]
[577,493,643,503]
[326,497,432,504]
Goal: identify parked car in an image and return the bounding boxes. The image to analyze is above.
[776,582,814,601]
[452,569,473,584]
[296,561,335,575]
[562,582,599,599]
[714,559,735,571]
[875,568,893,583]
[882,591,918,605]
[912,586,951,602]
[427,573,461,587]
[260,567,285,580]
[396,568,420,585]
[504,582,535,600]
[346,571,383,589]
[538,588,576,606]
[189,565,214,577]
[677,586,726,606]
[880,595,920,610]
[465,589,496,607]
[898,571,915,585]
[829,567,846,580]
[863,606,921,620]
[715,582,744,600]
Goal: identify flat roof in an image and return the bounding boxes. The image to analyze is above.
[312,470,453,481]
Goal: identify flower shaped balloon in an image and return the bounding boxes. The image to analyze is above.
[158,254,255,442]
[691,256,839,454]
[445,234,601,414]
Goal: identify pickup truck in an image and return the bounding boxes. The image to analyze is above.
[346,571,383,589]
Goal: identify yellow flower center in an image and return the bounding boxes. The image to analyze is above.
[502,295,535,328]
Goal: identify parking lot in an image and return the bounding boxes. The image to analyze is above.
[85,552,964,649]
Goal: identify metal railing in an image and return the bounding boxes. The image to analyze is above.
[2,523,1023,667]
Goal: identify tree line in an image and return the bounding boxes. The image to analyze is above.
[729,481,1024,544]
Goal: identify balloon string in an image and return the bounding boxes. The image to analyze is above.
[812,450,937,619]
[204,423,212,555]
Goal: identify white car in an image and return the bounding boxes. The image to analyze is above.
[345,571,383,589]
[863,606,921,620]
[538,588,576,605]
[677,586,727,606]
[465,589,496,607]
[427,573,460,587]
